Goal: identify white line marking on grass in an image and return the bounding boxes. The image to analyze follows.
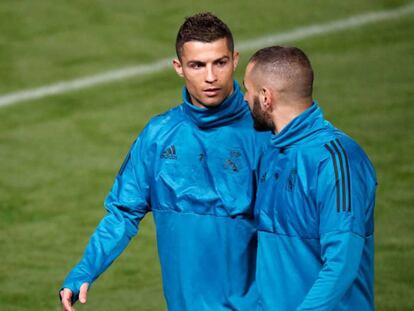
[1,3,413,108]
[237,2,414,51]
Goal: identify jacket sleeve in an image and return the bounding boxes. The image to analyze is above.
[296,231,364,310]
[297,139,376,310]
[61,132,151,304]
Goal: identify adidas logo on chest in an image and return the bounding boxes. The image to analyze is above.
[160,145,177,160]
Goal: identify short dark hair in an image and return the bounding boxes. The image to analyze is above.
[175,12,234,59]
[249,46,314,98]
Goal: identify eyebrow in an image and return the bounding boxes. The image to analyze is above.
[186,60,205,66]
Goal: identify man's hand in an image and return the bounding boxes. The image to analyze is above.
[60,283,89,311]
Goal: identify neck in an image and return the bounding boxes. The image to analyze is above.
[271,98,312,133]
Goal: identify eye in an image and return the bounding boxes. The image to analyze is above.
[189,62,203,69]
[217,59,228,67]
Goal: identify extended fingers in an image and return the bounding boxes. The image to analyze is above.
[60,288,74,311]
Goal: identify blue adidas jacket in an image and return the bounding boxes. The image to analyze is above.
[256,103,376,311]
[62,82,268,310]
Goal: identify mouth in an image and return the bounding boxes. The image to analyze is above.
[203,88,221,97]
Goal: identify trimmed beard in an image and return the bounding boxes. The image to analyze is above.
[252,96,274,132]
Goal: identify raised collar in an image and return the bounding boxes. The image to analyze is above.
[271,102,327,149]
[181,81,249,129]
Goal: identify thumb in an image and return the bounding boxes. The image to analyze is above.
[79,283,89,304]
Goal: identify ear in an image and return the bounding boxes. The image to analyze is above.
[232,52,240,71]
[173,58,184,78]
[260,87,273,111]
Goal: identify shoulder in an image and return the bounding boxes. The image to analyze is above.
[126,105,185,156]
[309,131,376,183]
[147,105,184,130]
[294,124,373,169]
[139,105,185,141]
[322,133,373,168]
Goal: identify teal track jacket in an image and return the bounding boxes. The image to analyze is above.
[62,82,268,311]
[256,103,377,311]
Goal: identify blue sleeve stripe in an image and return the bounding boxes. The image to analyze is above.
[330,140,347,212]
[335,139,352,212]
[324,143,340,212]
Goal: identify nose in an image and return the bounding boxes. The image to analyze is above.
[205,64,217,83]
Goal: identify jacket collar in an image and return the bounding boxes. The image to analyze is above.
[181,81,249,128]
[271,102,327,149]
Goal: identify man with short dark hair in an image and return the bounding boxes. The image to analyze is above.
[60,13,267,311]
[243,46,377,310]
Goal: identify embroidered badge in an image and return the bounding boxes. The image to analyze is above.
[287,169,297,191]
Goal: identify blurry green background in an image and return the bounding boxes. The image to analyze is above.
[0,1,413,310]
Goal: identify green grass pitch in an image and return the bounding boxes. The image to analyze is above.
[0,1,413,310]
